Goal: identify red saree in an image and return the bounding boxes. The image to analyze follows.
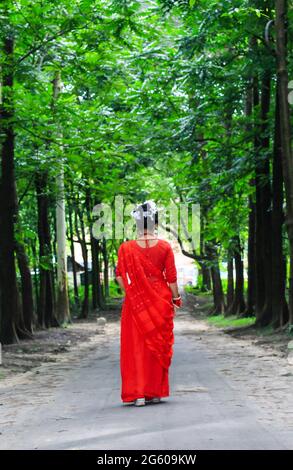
[116,239,177,403]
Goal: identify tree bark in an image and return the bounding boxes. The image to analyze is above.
[225,246,234,314]
[68,202,79,306]
[271,80,288,327]
[35,171,57,328]
[15,239,34,335]
[199,209,211,291]
[206,243,225,314]
[52,71,70,324]
[275,0,293,325]
[75,202,89,318]
[231,236,246,315]
[0,36,19,344]
[244,78,256,317]
[253,70,273,326]
[102,238,109,298]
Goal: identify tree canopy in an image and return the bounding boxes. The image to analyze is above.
[0,0,293,343]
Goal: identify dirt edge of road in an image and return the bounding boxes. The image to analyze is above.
[184,292,292,359]
[0,309,120,387]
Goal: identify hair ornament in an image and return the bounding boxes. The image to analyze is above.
[130,200,158,221]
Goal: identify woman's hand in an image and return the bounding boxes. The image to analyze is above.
[172,296,182,308]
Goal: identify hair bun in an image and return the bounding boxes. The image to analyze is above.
[131,200,158,221]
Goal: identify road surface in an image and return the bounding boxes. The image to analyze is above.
[0,308,292,450]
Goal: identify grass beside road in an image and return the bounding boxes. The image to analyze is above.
[207,315,256,329]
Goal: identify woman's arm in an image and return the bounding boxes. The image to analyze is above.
[169,281,179,299]
[165,244,182,307]
[169,281,182,309]
[116,275,125,293]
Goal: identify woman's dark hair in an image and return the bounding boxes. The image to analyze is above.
[135,201,158,233]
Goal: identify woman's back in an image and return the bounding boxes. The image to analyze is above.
[126,239,177,283]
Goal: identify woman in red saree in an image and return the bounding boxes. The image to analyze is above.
[115,201,182,407]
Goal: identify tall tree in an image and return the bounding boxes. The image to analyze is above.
[275,0,293,325]
[0,32,19,344]
[52,71,70,324]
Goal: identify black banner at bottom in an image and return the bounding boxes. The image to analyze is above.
[0,449,291,466]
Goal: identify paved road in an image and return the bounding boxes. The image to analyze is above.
[0,309,292,450]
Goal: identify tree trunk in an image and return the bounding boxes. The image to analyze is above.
[258,71,273,325]
[102,238,109,298]
[14,177,35,337]
[35,171,57,328]
[97,241,105,307]
[52,71,70,324]
[75,203,89,318]
[85,188,99,310]
[244,79,256,317]
[244,191,256,317]
[271,80,288,327]
[253,70,273,326]
[15,240,34,335]
[199,208,211,291]
[207,243,225,314]
[275,0,293,325]
[225,246,234,314]
[0,36,19,344]
[68,202,79,306]
[231,236,246,315]
[91,236,99,309]
[31,241,40,311]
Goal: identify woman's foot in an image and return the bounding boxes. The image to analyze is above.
[134,397,145,407]
[146,397,161,404]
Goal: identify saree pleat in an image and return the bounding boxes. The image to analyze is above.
[117,240,176,402]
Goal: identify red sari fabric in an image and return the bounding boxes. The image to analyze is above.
[115,239,177,402]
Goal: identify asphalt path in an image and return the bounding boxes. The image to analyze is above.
[0,308,292,450]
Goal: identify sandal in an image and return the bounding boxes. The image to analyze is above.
[146,397,161,404]
[134,397,146,407]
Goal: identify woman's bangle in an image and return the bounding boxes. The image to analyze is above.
[172,296,181,300]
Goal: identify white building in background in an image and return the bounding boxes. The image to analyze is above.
[169,237,197,288]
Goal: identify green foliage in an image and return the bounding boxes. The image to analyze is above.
[1,0,292,323]
[184,284,211,295]
[108,279,124,298]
